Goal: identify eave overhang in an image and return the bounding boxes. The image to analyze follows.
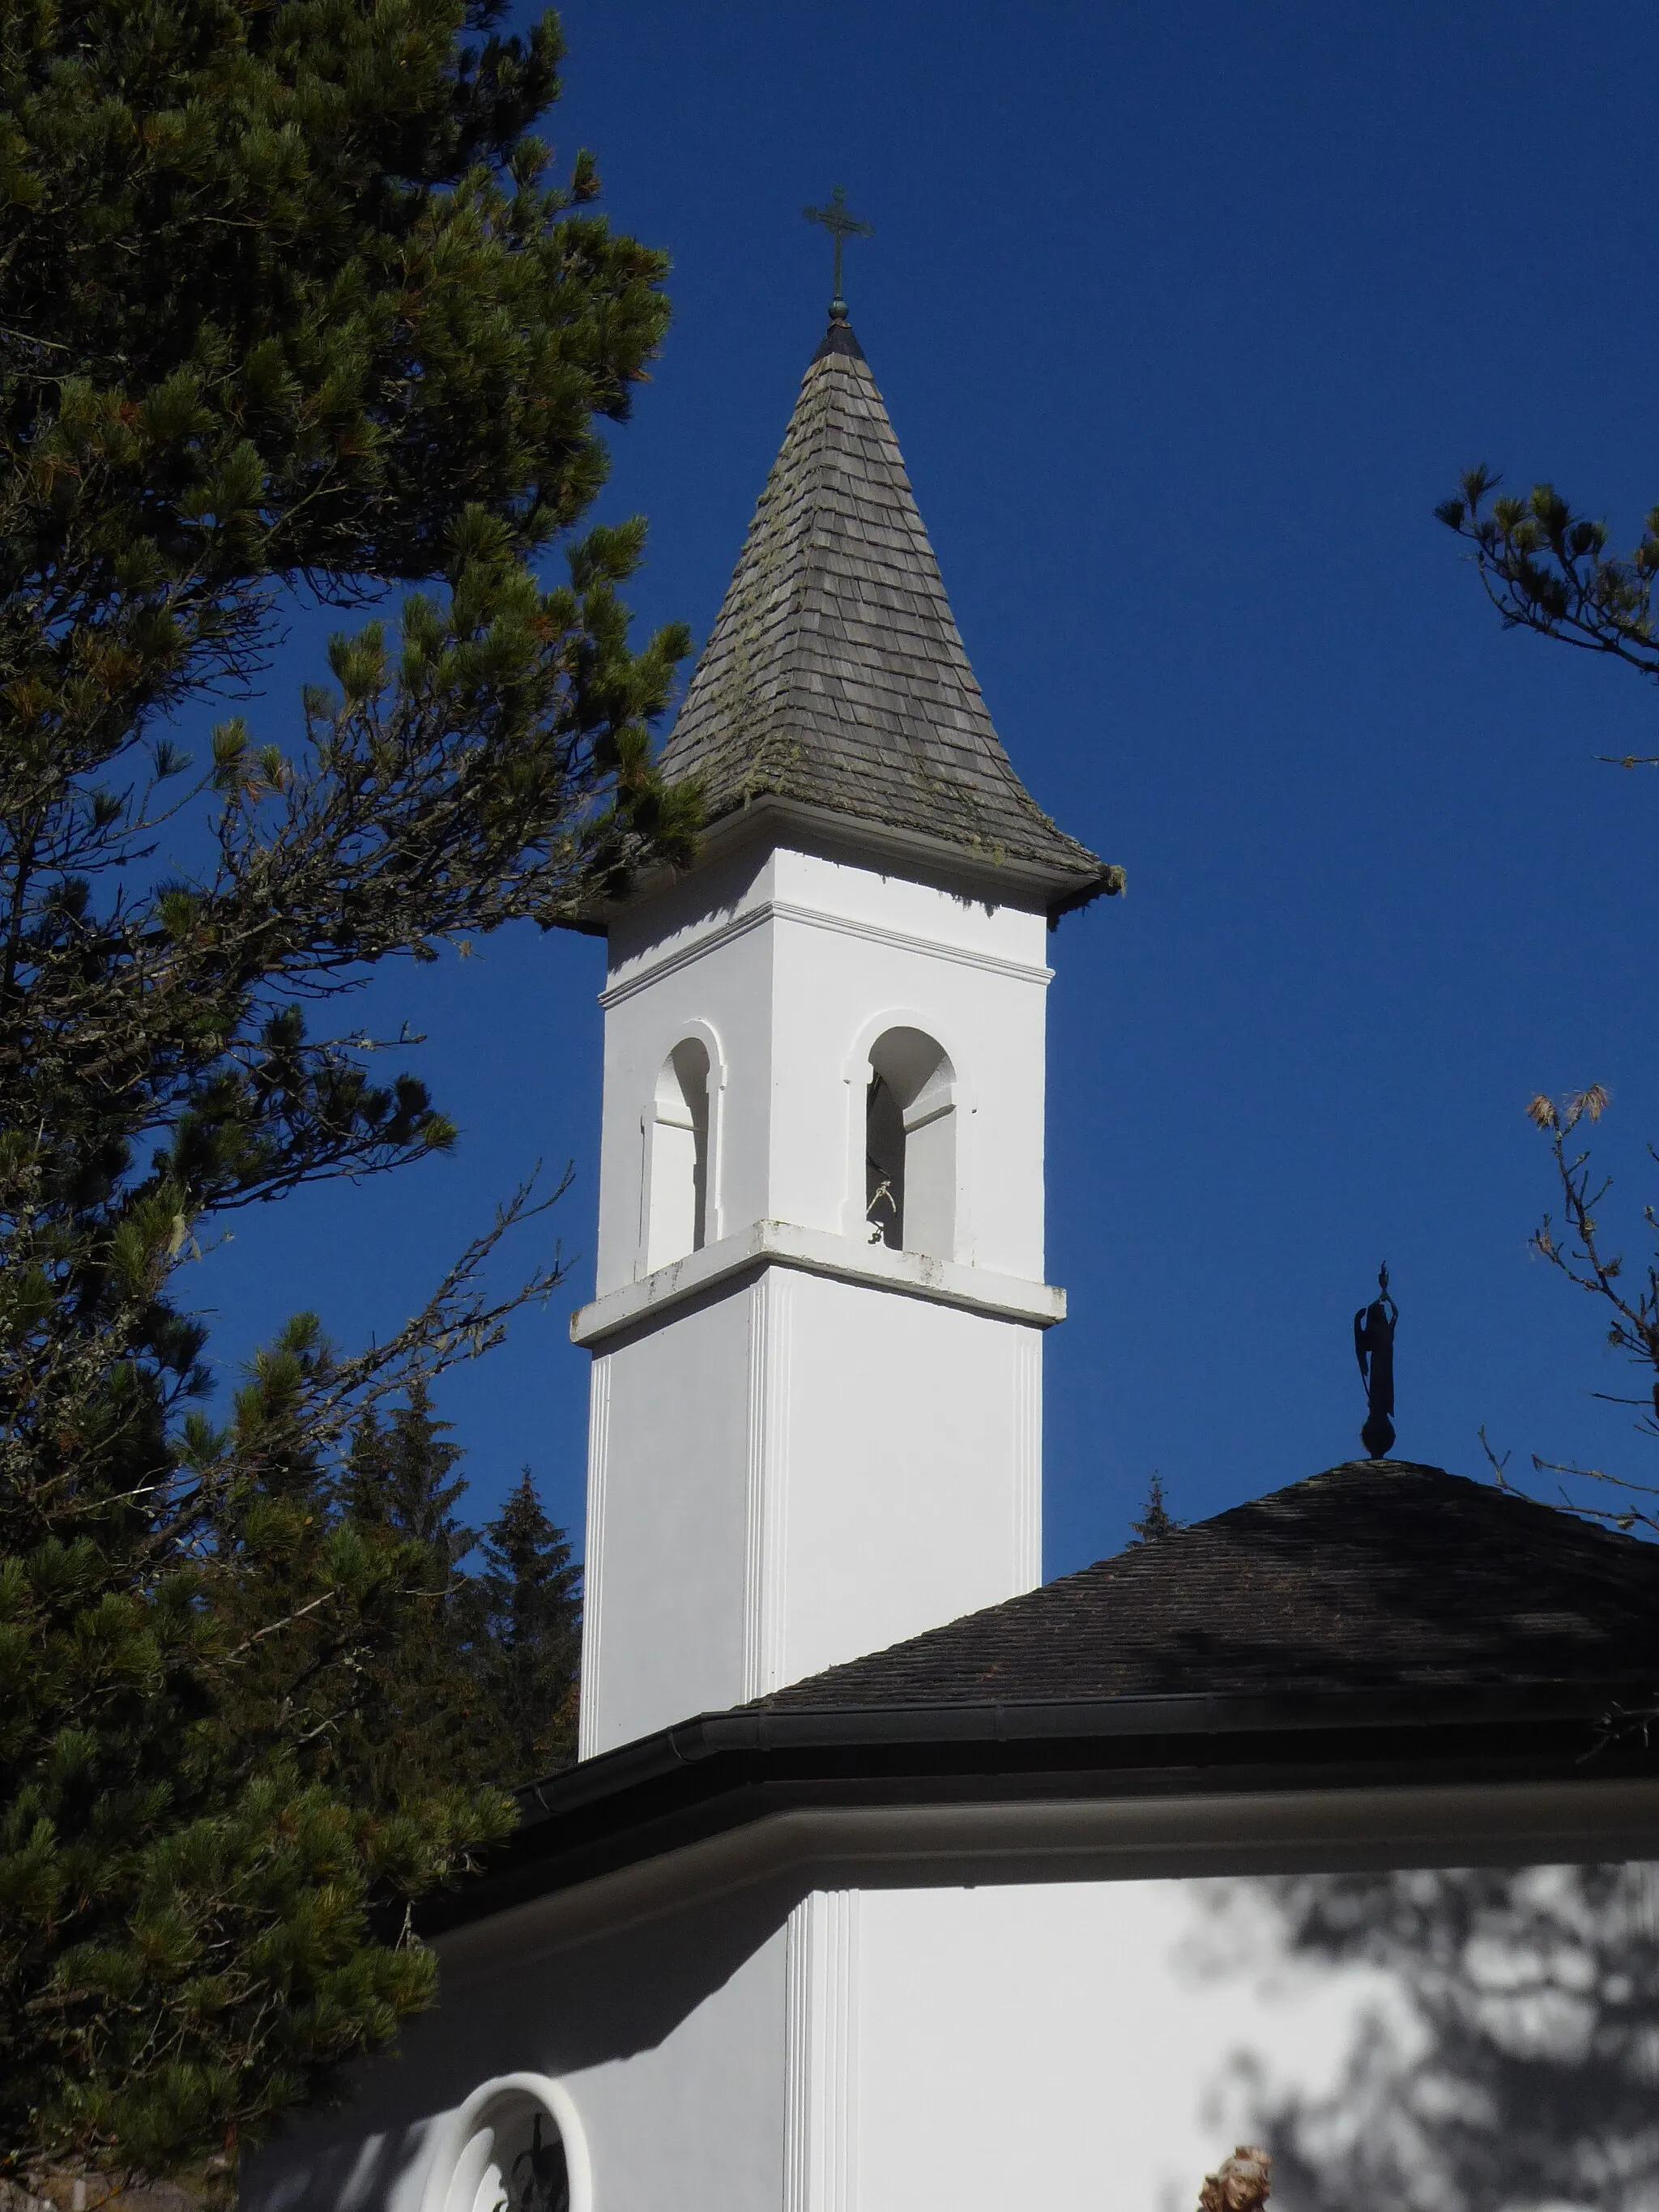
[673,794,1123,923]
[417,1681,1659,1938]
[564,791,1124,940]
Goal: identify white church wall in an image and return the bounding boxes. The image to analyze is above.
[240,1882,795,2212]
[552,1911,787,2212]
[850,1878,1397,2212]
[777,1272,1043,1688]
[243,1852,1659,2212]
[578,1285,753,1757]
[834,1863,1659,2212]
[580,1264,1043,1752]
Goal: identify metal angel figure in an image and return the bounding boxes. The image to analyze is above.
[1354,1263,1399,1460]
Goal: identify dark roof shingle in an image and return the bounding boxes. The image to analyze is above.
[659,320,1113,905]
[760,1460,1659,1711]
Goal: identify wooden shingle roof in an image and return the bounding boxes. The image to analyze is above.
[758,1460,1659,1711]
[429,1460,1659,1929]
[659,319,1117,910]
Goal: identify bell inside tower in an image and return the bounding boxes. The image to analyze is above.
[864,1027,956,1261]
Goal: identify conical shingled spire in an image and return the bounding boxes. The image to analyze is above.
[659,319,1117,910]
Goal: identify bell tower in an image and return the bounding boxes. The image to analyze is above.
[573,306,1118,1758]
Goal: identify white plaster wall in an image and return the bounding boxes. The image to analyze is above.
[582,1265,1043,1753]
[844,1881,1394,2212]
[580,1286,752,1757]
[838,1865,1659,2212]
[561,1922,785,2212]
[241,1886,792,2212]
[246,1857,1659,2212]
[775,1272,1043,1690]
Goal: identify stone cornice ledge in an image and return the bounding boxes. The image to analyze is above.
[570,1221,1065,1347]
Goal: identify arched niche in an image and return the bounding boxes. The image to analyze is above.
[644,1034,712,1272]
[864,1025,957,1261]
[420,2073,590,2212]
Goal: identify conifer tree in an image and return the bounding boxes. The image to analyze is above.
[322,1383,495,1809]
[344,1382,473,1569]
[1129,1473,1182,1544]
[475,1473,582,1784]
[0,0,693,2188]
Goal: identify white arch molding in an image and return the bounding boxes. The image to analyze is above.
[637,1017,727,1276]
[839,1008,976,1261]
[418,2073,591,2212]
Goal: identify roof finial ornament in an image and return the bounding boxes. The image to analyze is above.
[1354,1263,1399,1460]
[803,184,872,325]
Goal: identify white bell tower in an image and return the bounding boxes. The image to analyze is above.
[572,308,1117,1758]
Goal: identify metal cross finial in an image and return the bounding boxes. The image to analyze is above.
[803,185,872,319]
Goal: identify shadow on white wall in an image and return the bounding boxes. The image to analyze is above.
[1189,1865,1659,2212]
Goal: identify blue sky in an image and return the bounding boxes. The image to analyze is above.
[194,2,1659,1578]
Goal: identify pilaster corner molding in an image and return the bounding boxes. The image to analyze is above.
[570,1221,1066,1347]
[743,1272,792,1703]
[784,1890,861,2212]
[574,1358,612,1763]
[1013,1329,1043,1592]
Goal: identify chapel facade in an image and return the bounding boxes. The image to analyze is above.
[246,307,1659,2212]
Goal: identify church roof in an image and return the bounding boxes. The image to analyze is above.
[757,1459,1659,1710]
[658,318,1117,910]
[423,1460,1659,1933]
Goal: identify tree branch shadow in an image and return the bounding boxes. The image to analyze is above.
[1226,1865,1659,2212]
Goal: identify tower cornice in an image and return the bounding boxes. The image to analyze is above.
[569,1217,1065,1351]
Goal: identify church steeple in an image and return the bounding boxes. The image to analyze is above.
[660,317,1118,913]
[571,313,1102,1760]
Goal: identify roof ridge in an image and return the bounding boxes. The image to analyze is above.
[1222,1457,1657,1558]
[753,1455,1659,1716]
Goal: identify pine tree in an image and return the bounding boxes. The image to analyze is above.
[1129,1473,1183,1544]
[0,0,694,2188]
[322,1383,497,1809]
[344,1382,472,1566]
[475,1473,583,1784]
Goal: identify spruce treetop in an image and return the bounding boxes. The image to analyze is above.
[1130,1473,1182,1545]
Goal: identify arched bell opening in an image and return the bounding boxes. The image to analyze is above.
[864,1026,956,1260]
[645,1036,710,1271]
